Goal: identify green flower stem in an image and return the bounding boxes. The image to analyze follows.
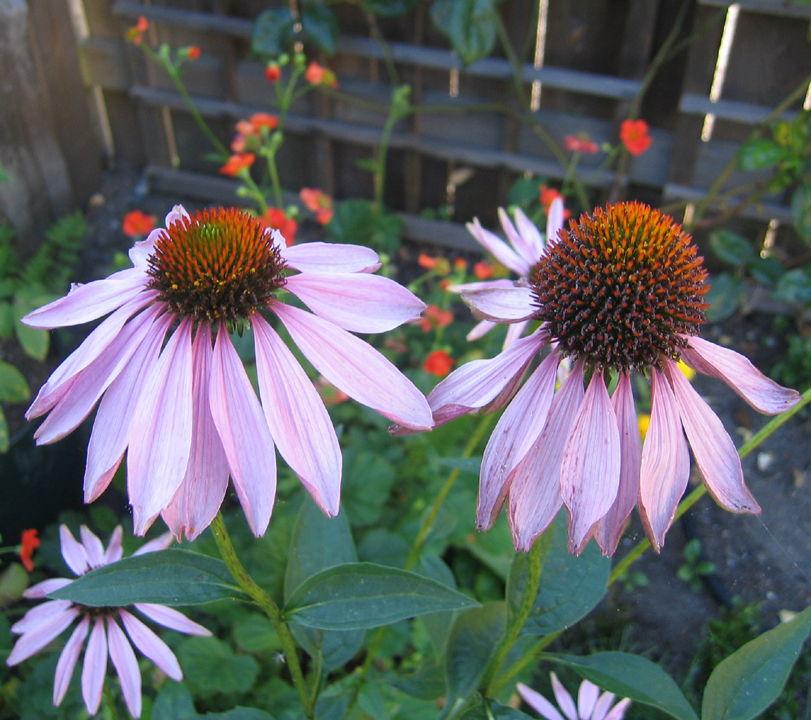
[491,382,811,695]
[373,87,411,214]
[104,676,121,720]
[210,513,313,720]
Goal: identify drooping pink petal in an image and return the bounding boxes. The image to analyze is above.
[478,352,560,530]
[53,617,89,706]
[82,618,107,715]
[80,526,105,568]
[467,318,497,341]
[59,525,88,576]
[551,672,578,720]
[513,207,547,264]
[103,527,124,565]
[578,680,600,719]
[134,604,211,636]
[591,692,618,720]
[448,279,516,294]
[132,532,173,557]
[682,336,800,414]
[508,363,585,551]
[83,312,172,503]
[604,699,631,720]
[426,331,546,426]
[209,323,277,536]
[162,325,230,541]
[594,373,641,556]
[665,359,760,514]
[6,606,79,665]
[253,315,341,516]
[638,369,691,551]
[128,319,194,535]
[11,600,74,634]
[23,577,72,599]
[466,218,527,276]
[546,197,565,241]
[285,272,425,333]
[460,286,536,323]
[503,319,530,348]
[119,610,182,680]
[107,618,142,718]
[517,683,566,720]
[21,268,148,329]
[282,242,380,274]
[273,302,433,430]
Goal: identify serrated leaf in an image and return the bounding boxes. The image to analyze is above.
[252,8,296,56]
[737,139,787,171]
[179,636,260,698]
[547,652,698,720]
[701,605,811,720]
[705,273,744,321]
[48,549,244,606]
[14,322,49,361]
[284,562,480,630]
[774,267,811,304]
[152,683,198,720]
[301,3,339,55]
[791,183,811,242]
[709,230,754,267]
[431,0,501,66]
[0,361,29,403]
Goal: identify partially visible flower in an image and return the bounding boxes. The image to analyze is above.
[564,135,599,154]
[220,153,255,176]
[539,186,571,219]
[19,529,40,572]
[300,188,333,225]
[620,119,652,156]
[418,305,453,332]
[305,61,338,88]
[265,63,282,83]
[454,258,467,273]
[22,206,431,540]
[126,16,149,45]
[6,525,211,718]
[424,349,455,377]
[261,207,297,246]
[123,210,156,238]
[183,46,201,60]
[474,261,494,280]
[418,253,438,270]
[250,113,279,133]
[518,674,631,720]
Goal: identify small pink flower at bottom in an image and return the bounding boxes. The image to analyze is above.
[518,674,631,720]
[6,525,211,718]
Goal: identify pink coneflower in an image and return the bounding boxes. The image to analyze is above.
[6,525,211,718]
[454,199,564,347]
[422,202,799,555]
[23,206,431,539]
[518,674,631,720]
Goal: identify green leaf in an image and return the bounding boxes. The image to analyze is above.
[203,709,276,720]
[233,613,282,654]
[0,407,7,454]
[328,199,376,245]
[508,176,545,208]
[372,211,404,253]
[516,512,609,636]
[389,662,447,700]
[701,605,811,720]
[301,3,339,55]
[0,163,10,183]
[791,183,811,242]
[178,635,260,698]
[252,8,296,56]
[709,230,754,267]
[0,361,29,403]
[774,267,811,304]
[14,322,49,362]
[363,0,421,17]
[459,697,536,720]
[284,562,480,630]
[737,139,787,171]
[152,683,198,720]
[548,652,699,720]
[0,302,14,337]
[431,0,501,66]
[705,273,744,321]
[342,450,396,527]
[746,256,783,286]
[445,603,506,709]
[48,549,244,606]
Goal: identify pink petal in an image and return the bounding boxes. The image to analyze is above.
[466,318,497,341]
[162,325,230,541]
[503,320,530,348]
[273,302,433,430]
[638,369,691,551]
[448,279,516,294]
[546,198,565,241]
[665,360,760,514]
[604,699,631,720]
[577,680,600,719]
[282,242,380,274]
[23,577,72,599]
[119,610,182,680]
[60,525,88,576]
[466,218,528,276]
[103,527,124,565]
[551,672,578,720]
[82,618,107,716]
[209,323,277,536]
[253,315,341,516]
[460,286,535,323]
[594,374,641,557]
[132,532,174,556]
[83,312,172,503]
[6,606,79,665]
[682,336,800,414]
[517,683,566,720]
[512,207,546,265]
[427,331,545,426]
[134,604,212,636]
[12,600,74,634]
[107,618,142,718]
[591,692,618,720]
[21,268,148,329]
[478,352,560,530]
[53,617,89,706]
[80,526,105,568]
[285,272,425,333]
[508,363,585,551]
[561,371,621,554]
[128,319,194,535]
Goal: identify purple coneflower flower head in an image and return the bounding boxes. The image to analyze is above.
[453,199,565,348]
[424,202,800,555]
[23,206,432,539]
[518,674,631,720]
[6,525,211,718]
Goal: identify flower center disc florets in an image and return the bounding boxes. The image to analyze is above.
[530,201,709,373]
[147,208,287,322]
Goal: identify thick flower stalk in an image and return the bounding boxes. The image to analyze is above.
[23,206,432,538]
[454,199,564,347]
[6,525,211,718]
[422,202,799,555]
[518,674,631,720]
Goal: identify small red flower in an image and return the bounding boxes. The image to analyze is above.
[453,258,467,272]
[300,188,333,225]
[250,113,279,132]
[261,207,297,246]
[186,46,201,60]
[418,305,454,332]
[424,349,455,377]
[126,16,149,45]
[19,529,40,572]
[539,185,571,219]
[122,210,156,237]
[265,63,282,83]
[563,135,599,154]
[474,261,494,280]
[418,253,438,270]
[620,119,652,156]
[219,153,255,177]
[305,62,338,88]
